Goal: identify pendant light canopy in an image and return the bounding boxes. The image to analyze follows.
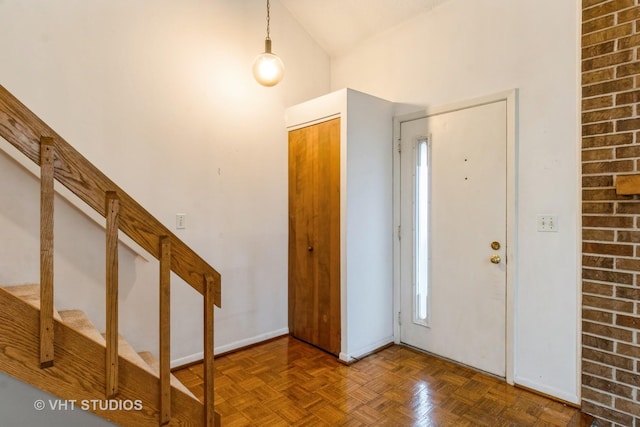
[253,0,284,87]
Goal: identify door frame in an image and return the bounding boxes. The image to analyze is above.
[392,89,518,385]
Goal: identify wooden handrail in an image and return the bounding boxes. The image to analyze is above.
[0,84,220,425]
[0,84,221,306]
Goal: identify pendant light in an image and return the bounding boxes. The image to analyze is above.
[252,0,284,87]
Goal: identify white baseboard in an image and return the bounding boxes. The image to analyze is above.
[171,352,204,369]
[170,328,289,369]
[339,335,394,363]
[515,376,580,405]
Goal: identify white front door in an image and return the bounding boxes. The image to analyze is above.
[399,100,508,377]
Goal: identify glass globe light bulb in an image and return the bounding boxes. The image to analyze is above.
[253,39,284,87]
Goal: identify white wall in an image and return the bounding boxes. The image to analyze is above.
[331,0,580,402]
[0,0,330,365]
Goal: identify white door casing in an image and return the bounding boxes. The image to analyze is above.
[393,91,517,382]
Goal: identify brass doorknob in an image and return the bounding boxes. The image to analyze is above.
[490,254,501,264]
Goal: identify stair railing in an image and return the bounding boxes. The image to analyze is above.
[0,84,220,426]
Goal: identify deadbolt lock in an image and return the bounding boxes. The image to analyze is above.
[491,241,501,250]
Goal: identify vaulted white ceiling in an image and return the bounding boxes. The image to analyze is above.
[280,0,451,57]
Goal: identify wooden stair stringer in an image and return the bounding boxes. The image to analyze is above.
[138,351,198,401]
[59,310,154,379]
[0,286,204,426]
[59,309,155,377]
[59,309,199,402]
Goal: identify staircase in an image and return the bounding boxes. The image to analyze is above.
[0,285,204,425]
[0,84,221,425]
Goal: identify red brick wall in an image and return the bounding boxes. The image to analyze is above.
[582,0,640,425]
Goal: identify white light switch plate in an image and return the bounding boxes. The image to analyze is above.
[176,213,187,229]
[537,215,557,232]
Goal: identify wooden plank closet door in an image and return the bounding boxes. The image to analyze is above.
[288,118,341,356]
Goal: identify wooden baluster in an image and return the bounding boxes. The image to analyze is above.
[40,137,55,369]
[105,191,120,397]
[204,274,216,426]
[159,236,171,425]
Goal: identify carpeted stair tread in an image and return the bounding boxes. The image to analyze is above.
[2,284,62,321]
[59,310,105,345]
[101,333,155,375]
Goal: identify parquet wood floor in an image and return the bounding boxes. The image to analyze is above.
[173,336,594,426]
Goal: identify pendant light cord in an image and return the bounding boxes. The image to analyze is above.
[266,0,271,41]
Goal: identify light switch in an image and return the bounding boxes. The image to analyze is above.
[537,215,557,232]
[176,213,187,230]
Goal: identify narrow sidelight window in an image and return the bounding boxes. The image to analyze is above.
[414,137,430,325]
